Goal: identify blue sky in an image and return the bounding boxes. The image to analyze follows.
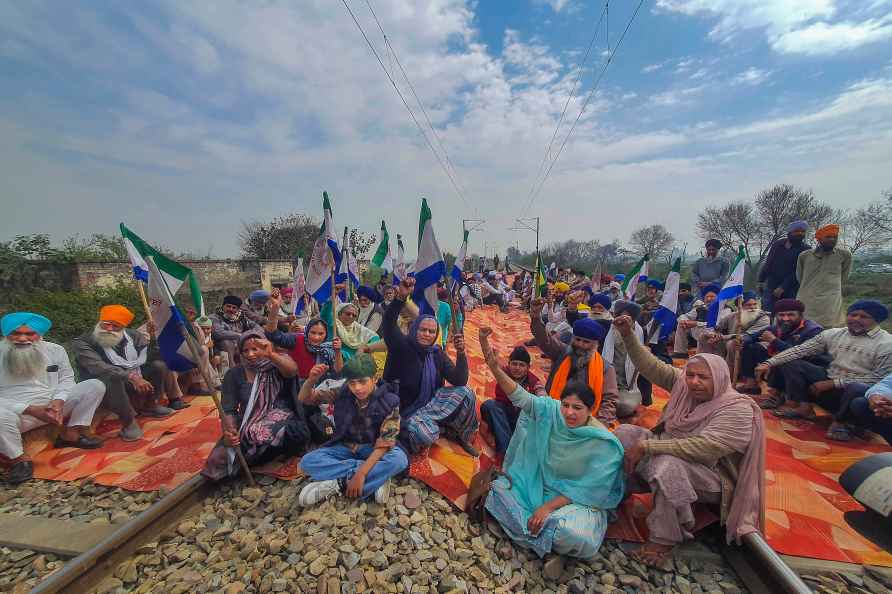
[1,0,891,259]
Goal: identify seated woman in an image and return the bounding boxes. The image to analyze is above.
[478,327,624,575]
[263,290,343,381]
[335,302,386,361]
[202,330,311,480]
[297,355,407,505]
[382,279,479,456]
[356,286,385,333]
[611,315,765,569]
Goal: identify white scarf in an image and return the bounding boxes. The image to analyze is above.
[103,332,147,370]
[601,324,643,391]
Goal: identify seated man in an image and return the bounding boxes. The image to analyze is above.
[637,280,663,326]
[211,295,259,373]
[72,305,174,442]
[671,285,722,358]
[480,272,508,312]
[243,290,272,326]
[846,372,892,445]
[756,300,892,441]
[736,299,827,404]
[676,283,696,316]
[1,313,105,484]
[530,298,620,426]
[297,355,407,505]
[480,346,546,455]
[700,291,771,367]
[587,293,613,321]
[603,301,653,413]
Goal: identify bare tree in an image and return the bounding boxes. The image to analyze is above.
[629,224,674,261]
[697,185,836,275]
[840,202,892,254]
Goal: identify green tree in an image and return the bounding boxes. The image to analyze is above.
[239,213,321,260]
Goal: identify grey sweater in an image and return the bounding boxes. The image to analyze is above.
[691,257,730,287]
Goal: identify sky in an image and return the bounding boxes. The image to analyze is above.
[2,0,891,260]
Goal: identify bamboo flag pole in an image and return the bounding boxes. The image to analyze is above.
[135,281,156,339]
[178,320,255,486]
[732,294,744,384]
[330,249,339,341]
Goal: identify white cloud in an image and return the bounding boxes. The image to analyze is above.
[641,62,664,73]
[1,1,891,256]
[656,0,892,56]
[535,0,573,12]
[731,67,772,86]
[655,0,836,43]
[772,18,892,55]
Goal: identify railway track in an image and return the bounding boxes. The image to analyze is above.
[23,475,816,594]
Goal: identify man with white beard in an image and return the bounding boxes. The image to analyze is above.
[72,305,174,443]
[1,312,105,484]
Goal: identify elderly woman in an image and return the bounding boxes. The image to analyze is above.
[478,327,624,576]
[611,315,765,568]
[382,279,479,456]
[202,330,311,480]
[356,286,385,333]
[335,302,385,361]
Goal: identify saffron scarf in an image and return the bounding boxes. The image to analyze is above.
[548,350,604,417]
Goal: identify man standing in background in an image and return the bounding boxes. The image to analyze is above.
[796,224,852,328]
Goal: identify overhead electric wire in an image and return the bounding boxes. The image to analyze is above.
[523,0,647,216]
[364,0,473,213]
[340,0,474,213]
[522,2,609,216]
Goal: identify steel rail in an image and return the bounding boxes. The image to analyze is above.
[29,474,212,594]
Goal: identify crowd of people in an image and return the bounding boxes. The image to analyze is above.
[1,220,890,574]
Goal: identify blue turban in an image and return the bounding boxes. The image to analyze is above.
[787,220,808,233]
[647,279,664,290]
[614,274,625,282]
[356,286,383,303]
[848,300,889,323]
[742,290,759,302]
[588,292,612,310]
[701,284,721,299]
[249,290,271,304]
[572,317,606,342]
[1,312,52,336]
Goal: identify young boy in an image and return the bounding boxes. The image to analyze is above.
[297,354,407,505]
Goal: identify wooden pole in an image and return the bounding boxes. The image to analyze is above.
[330,250,339,341]
[135,281,156,339]
[178,321,255,486]
[732,295,743,385]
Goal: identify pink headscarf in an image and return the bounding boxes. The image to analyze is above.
[661,353,765,544]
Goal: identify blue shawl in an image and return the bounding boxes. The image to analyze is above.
[504,395,625,515]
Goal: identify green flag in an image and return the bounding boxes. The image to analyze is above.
[371,220,392,271]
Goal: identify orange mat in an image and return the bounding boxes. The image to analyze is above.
[20,304,892,566]
[23,396,221,491]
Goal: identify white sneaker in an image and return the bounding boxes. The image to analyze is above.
[374,479,391,504]
[298,480,341,506]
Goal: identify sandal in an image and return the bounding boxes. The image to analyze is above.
[758,393,786,410]
[826,424,852,442]
[772,409,818,422]
[630,543,675,570]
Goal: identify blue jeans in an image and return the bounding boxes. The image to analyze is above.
[481,400,519,454]
[299,444,408,499]
[849,397,892,445]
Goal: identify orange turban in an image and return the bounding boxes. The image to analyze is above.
[99,305,135,327]
[815,224,839,240]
